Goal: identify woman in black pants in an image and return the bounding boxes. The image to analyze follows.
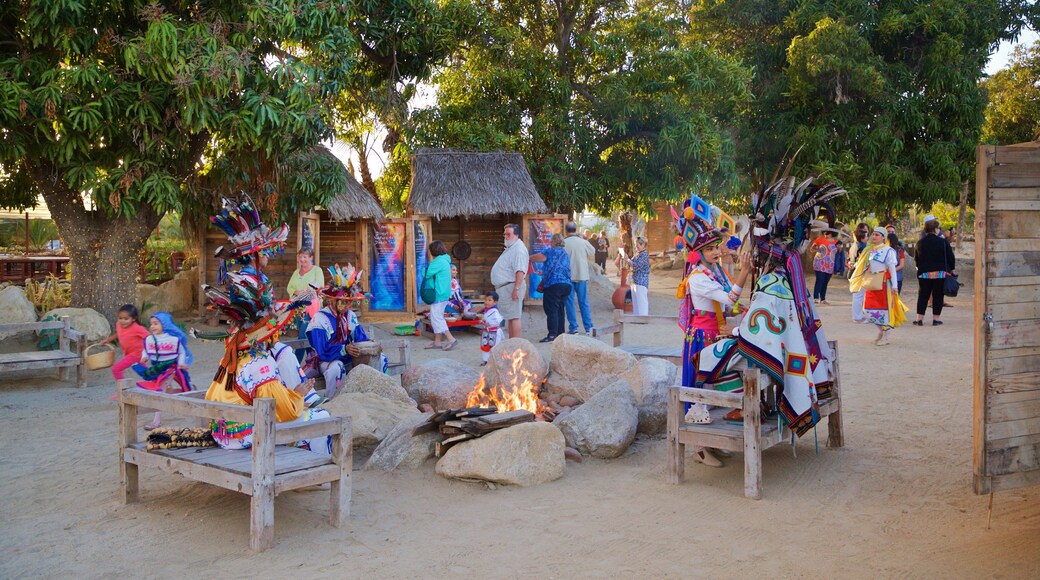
[913,216,956,326]
[529,233,573,342]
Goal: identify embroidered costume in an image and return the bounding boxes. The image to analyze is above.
[135,311,193,393]
[480,305,505,364]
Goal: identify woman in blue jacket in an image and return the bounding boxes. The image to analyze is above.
[424,240,458,350]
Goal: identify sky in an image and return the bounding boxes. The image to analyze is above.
[328,32,1040,183]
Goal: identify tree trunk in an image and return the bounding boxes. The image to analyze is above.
[31,166,162,325]
[956,181,969,251]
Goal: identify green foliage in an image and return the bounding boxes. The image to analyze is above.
[27,220,59,251]
[688,0,1040,215]
[412,0,752,214]
[983,41,1040,145]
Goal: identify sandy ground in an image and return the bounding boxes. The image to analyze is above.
[3,256,1040,578]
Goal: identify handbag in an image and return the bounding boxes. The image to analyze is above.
[941,241,960,297]
[860,269,886,291]
[419,267,438,304]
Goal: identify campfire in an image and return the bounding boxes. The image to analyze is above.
[465,350,545,415]
[413,350,554,456]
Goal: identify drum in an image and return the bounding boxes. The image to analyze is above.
[353,340,382,367]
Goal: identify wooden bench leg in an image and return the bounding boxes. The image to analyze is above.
[330,417,353,526]
[827,408,844,448]
[250,399,276,552]
[58,366,67,382]
[77,362,86,388]
[743,371,762,500]
[667,388,684,484]
[119,398,139,503]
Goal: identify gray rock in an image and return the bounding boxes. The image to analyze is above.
[402,358,482,410]
[322,392,419,449]
[544,334,637,401]
[0,286,38,340]
[481,337,548,394]
[435,422,566,486]
[364,413,438,471]
[41,307,111,342]
[554,380,638,459]
[619,358,678,435]
[342,363,416,405]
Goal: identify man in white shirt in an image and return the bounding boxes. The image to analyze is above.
[563,221,596,334]
[490,223,529,338]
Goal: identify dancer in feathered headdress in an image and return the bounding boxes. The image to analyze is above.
[202,196,329,453]
[303,262,387,399]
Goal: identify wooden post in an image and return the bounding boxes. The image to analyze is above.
[57,316,70,382]
[330,417,353,526]
[667,387,684,484]
[118,381,139,504]
[826,340,844,448]
[973,145,994,495]
[743,370,762,500]
[613,309,623,348]
[250,398,276,552]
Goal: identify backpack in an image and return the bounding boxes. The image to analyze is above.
[419,268,438,304]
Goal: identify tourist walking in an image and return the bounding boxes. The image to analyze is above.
[563,221,596,334]
[913,215,956,326]
[423,241,457,350]
[491,223,529,339]
[530,233,572,342]
[627,237,650,316]
[594,231,610,274]
[811,229,837,304]
[850,228,907,345]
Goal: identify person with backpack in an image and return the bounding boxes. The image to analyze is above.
[421,240,457,350]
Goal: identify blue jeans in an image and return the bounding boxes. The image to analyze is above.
[565,280,594,333]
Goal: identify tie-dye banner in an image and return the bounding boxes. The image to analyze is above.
[369,223,406,310]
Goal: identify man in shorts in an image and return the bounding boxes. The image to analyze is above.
[491,223,530,338]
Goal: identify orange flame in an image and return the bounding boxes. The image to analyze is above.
[466,350,541,414]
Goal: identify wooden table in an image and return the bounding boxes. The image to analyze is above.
[0,256,69,283]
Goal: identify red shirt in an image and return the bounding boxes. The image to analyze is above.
[116,322,150,359]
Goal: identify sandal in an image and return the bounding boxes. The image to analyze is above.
[684,403,712,425]
[442,340,459,351]
[144,422,161,431]
[692,449,723,468]
[424,343,443,350]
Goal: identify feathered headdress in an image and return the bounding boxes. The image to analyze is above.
[320,263,368,303]
[210,196,290,263]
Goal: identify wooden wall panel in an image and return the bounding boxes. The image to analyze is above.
[990,163,1040,188]
[988,210,1040,238]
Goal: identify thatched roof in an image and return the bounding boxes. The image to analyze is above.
[315,147,385,221]
[408,149,547,218]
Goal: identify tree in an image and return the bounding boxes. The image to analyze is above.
[411,0,752,215]
[983,41,1040,144]
[0,0,358,321]
[688,0,1040,216]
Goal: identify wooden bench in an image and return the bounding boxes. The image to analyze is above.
[0,316,86,387]
[667,341,844,499]
[592,309,684,364]
[118,385,352,551]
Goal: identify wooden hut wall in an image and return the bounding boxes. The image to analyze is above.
[431,214,513,293]
[316,210,362,270]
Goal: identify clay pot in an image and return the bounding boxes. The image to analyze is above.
[612,268,633,313]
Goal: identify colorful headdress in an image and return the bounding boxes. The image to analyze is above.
[320,263,368,303]
[210,196,290,263]
[673,194,724,252]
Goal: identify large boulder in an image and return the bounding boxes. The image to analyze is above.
[41,307,111,342]
[0,286,38,340]
[618,358,679,435]
[364,413,438,471]
[342,364,416,406]
[543,334,638,402]
[402,358,481,410]
[481,338,549,393]
[554,380,638,459]
[135,284,160,317]
[323,392,419,449]
[435,422,566,486]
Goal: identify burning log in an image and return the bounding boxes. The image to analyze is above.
[413,406,537,456]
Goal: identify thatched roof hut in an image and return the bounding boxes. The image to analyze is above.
[307,146,385,220]
[408,149,547,218]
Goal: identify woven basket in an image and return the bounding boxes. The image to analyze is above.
[85,343,116,370]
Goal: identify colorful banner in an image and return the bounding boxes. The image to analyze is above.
[414,221,429,305]
[526,218,563,299]
[369,223,406,310]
